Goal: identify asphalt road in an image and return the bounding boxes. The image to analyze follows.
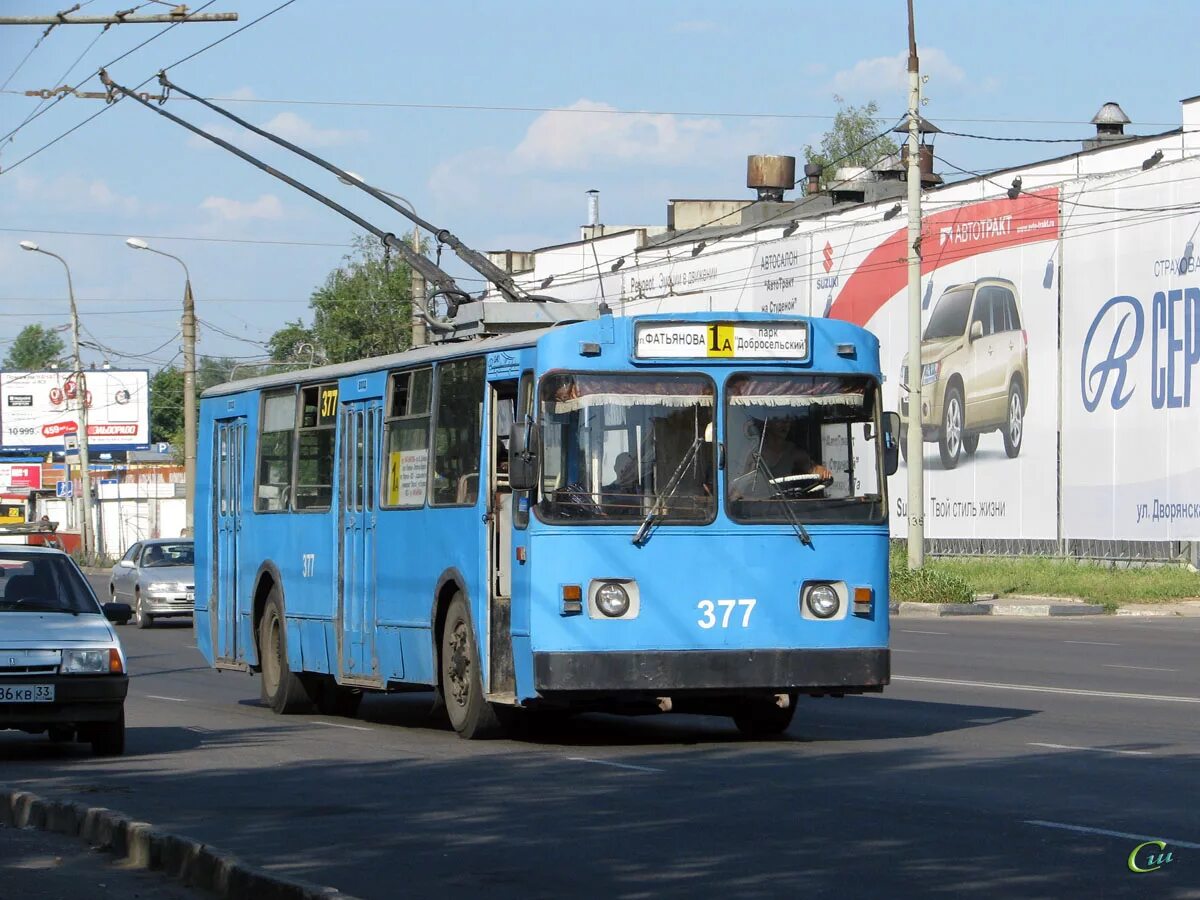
[1,574,1198,899]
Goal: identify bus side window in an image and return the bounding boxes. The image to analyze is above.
[513,369,534,529]
[294,384,337,511]
[382,368,432,508]
[256,389,297,512]
[431,358,486,507]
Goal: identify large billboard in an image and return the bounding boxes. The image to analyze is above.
[0,369,150,451]
[1061,164,1200,540]
[824,188,1062,540]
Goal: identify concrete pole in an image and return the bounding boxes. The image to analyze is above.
[410,228,427,349]
[133,245,196,532]
[906,0,925,570]
[182,277,197,532]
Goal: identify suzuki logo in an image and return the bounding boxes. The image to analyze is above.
[822,242,833,273]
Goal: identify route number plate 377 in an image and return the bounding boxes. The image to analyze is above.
[0,684,54,703]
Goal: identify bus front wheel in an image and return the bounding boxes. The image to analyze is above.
[731,694,797,738]
[440,593,502,739]
[259,590,312,715]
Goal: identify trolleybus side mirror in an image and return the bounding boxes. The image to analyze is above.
[508,415,539,491]
[882,411,901,477]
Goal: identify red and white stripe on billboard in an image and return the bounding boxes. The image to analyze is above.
[828,187,1061,327]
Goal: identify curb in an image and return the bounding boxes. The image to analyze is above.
[1,787,357,900]
[978,600,1105,617]
[896,601,990,617]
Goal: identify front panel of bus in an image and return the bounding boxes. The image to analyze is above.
[516,314,889,700]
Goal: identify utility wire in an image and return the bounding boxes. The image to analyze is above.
[0,0,217,151]
[1,0,294,174]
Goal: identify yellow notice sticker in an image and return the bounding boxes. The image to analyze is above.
[387,452,401,506]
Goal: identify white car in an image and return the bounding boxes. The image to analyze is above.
[109,538,195,628]
[0,546,131,756]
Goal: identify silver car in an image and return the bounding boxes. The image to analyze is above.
[109,539,195,629]
[0,546,130,756]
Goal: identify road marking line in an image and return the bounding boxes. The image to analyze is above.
[893,675,1200,704]
[1064,640,1120,646]
[891,648,917,653]
[899,630,949,636]
[312,720,372,732]
[1028,742,1152,756]
[144,695,188,702]
[1025,819,1200,849]
[1103,664,1177,672]
[568,757,663,773]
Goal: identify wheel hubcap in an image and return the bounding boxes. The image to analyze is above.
[946,400,961,456]
[1010,394,1023,445]
[446,620,470,708]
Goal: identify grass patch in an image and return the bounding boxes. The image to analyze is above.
[890,544,1200,608]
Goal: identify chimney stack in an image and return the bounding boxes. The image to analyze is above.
[1085,102,1133,150]
[746,155,796,202]
[586,189,600,227]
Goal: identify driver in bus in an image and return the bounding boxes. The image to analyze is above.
[601,452,642,512]
[732,418,832,500]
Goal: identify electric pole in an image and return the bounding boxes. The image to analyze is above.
[411,227,427,348]
[905,0,925,570]
[19,241,94,559]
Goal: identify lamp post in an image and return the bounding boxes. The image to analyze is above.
[19,240,93,557]
[126,237,196,533]
[338,172,426,348]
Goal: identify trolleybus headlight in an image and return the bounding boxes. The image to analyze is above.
[595,582,631,618]
[805,584,840,619]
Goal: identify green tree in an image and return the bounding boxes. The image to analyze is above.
[148,365,184,445]
[804,97,900,192]
[269,234,414,365]
[3,324,66,370]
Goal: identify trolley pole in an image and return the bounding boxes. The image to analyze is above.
[905,0,925,569]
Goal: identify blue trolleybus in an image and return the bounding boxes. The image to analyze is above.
[195,312,899,738]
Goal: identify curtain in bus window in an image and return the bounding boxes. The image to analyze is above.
[538,373,715,522]
[432,359,485,506]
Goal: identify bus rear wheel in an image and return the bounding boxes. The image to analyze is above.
[440,592,502,739]
[731,694,797,738]
[259,589,312,715]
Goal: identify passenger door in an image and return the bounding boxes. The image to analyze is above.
[967,288,1000,426]
[212,417,246,665]
[338,398,383,684]
[487,376,519,700]
[113,543,140,601]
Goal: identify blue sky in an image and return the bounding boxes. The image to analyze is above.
[1,0,1197,367]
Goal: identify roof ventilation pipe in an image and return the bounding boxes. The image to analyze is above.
[746,155,796,202]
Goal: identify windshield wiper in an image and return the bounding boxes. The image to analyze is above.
[632,436,704,546]
[753,454,813,547]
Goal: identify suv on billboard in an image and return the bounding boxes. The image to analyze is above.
[899,277,1029,469]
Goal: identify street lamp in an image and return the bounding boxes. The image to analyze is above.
[19,240,94,558]
[338,171,427,348]
[126,237,197,535]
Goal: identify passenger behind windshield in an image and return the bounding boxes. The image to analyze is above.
[0,552,99,613]
[537,374,715,522]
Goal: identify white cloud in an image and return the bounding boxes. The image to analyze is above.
[200,193,284,221]
[262,112,367,147]
[8,173,144,216]
[831,46,965,95]
[672,20,717,33]
[511,99,737,170]
[186,111,366,151]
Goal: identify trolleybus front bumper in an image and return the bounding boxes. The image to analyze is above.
[533,648,888,694]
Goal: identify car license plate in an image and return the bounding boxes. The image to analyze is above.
[0,684,54,703]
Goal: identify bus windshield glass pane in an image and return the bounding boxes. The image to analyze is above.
[538,374,715,522]
[726,374,884,524]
